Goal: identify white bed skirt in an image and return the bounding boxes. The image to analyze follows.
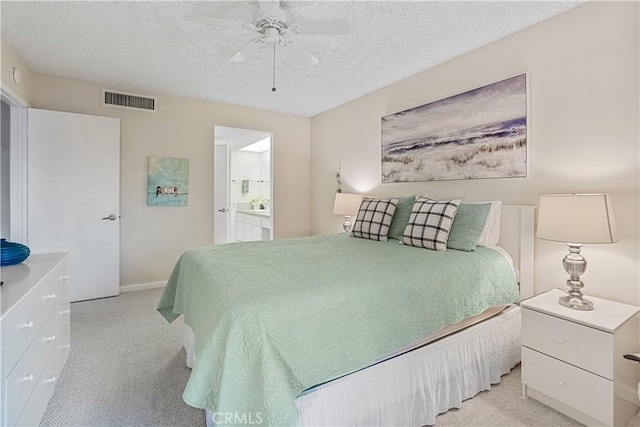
[186,306,521,427]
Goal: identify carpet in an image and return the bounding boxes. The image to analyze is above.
[41,288,640,426]
[41,288,205,426]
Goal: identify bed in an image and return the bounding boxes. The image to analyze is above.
[158,203,535,426]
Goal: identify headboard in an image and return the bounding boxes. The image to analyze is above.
[498,205,536,300]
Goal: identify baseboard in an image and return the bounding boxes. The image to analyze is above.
[120,280,167,293]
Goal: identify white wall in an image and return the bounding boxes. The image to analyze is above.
[310,2,639,305]
[30,74,311,287]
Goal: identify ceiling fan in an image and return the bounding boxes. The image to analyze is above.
[186,0,350,90]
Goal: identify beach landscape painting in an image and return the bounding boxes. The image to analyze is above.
[147,156,189,206]
[381,74,528,182]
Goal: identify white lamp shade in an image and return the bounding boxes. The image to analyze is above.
[537,193,618,244]
[333,193,362,216]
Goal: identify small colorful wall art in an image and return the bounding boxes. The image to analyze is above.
[147,156,189,206]
[381,74,528,182]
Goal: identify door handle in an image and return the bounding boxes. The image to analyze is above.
[217,208,228,213]
[102,214,118,221]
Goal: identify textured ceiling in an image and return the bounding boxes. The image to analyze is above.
[1,1,582,117]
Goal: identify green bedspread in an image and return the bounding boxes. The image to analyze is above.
[158,234,519,426]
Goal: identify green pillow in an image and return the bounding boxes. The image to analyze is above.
[447,202,491,251]
[387,196,415,240]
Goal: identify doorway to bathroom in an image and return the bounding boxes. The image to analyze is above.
[214,126,272,245]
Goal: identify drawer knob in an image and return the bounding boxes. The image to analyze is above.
[42,376,56,385]
[558,380,566,387]
[556,338,565,344]
[43,334,57,343]
[59,309,71,315]
[17,374,34,383]
[18,321,34,329]
[42,293,57,300]
[59,275,71,280]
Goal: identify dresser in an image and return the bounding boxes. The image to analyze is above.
[1,253,71,426]
[521,289,639,426]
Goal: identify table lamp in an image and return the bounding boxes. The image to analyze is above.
[537,193,618,311]
[333,193,362,233]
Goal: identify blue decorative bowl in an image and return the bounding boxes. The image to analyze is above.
[1,239,31,267]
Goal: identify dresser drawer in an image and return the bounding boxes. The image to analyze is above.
[56,260,71,304]
[522,347,613,425]
[5,312,58,426]
[2,271,60,373]
[57,272,71,374]
[14,350,58,427]
[522,308,613,379]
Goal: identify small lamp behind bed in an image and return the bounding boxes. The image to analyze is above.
[333,193,362,233]
[537,193,618,311]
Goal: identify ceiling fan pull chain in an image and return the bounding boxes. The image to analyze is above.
[272,43,277,92]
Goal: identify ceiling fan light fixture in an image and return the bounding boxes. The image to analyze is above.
[187,0,350,89]
[288,24,300,36]
[263,26,281,43]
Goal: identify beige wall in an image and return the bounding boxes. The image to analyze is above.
[32,74,311,286]
[310,2,640,305]
[1,38,33,104]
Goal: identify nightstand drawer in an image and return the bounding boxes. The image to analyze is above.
[522,308,612,379]
[522,347,613,425]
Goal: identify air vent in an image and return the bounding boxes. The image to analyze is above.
[102,89,157,112]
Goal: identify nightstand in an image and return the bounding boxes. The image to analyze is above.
[521,289,639,426]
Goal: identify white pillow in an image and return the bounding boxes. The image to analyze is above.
[420,195,501,247]
[469,201,502,246]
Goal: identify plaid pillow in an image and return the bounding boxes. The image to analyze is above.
[401,197,462,251]
[351,197,398,241]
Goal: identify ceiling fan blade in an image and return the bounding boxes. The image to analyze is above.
[230,39,263,63]
[258,0,280,19]
[285,41,319,67]
[184,13,252,30]
[294,18,350,35]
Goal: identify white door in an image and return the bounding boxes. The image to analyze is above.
[28,109,120,302]
[214,144,229,244]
